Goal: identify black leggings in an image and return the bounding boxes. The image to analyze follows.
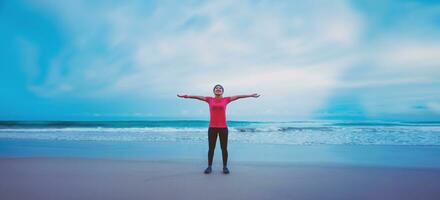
[207,127,229,167]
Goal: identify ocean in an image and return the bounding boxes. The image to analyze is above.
[1,120,440,168]
[1,120,439,145]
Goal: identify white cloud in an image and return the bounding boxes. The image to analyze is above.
[22,0,440,120]
[375,42,440,68]
[19,0,365,119]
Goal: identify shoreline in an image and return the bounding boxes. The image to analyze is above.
[1,156,440,200]
[2,139,440,169]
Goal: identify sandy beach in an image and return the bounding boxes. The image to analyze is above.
[1,157,439,200]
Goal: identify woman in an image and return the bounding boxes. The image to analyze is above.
[177,84,260,174]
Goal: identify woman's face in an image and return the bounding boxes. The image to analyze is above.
[214,85,224,95]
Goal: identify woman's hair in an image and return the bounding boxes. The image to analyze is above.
[213,84,224,93]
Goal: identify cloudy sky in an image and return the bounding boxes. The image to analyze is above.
[1,0,440,121]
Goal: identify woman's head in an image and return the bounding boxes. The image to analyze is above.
[213,84,224,96]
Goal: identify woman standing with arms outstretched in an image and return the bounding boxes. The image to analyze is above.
[177,84,260,174]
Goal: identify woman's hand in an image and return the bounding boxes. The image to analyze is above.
[250,93,260,98]
[177,94,188,98]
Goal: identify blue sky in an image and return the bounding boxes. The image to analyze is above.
[1,0,440,121]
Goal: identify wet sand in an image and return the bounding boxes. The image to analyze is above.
[1,157,440,200]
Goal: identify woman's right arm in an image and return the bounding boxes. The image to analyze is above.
[177,94,207,102]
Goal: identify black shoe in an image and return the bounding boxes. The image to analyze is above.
[223,167,230,174]
[204,166,212,174]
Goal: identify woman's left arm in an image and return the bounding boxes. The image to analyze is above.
[229,93,260,102]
